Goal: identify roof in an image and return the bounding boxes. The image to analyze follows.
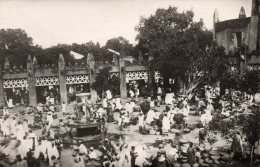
[215,17,251,32]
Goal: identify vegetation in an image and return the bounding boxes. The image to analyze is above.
[0,29,136,66]
[91,67,120,97]
[135,7,228,94]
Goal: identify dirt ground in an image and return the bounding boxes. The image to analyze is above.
[2,103,232,167]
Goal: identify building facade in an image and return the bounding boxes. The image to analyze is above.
[213,0,260,73]
[0,53,159,107]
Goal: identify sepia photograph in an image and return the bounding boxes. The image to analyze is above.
[0,0,259,166]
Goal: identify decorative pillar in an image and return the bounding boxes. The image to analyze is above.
[120,52,127,99]
[138,51,143,64]
[27,55,37,106]
[148,53,154,96]
[0,59,5,108]
[213,9,219,41]
[58,54,67,104]
[88,53,97,104]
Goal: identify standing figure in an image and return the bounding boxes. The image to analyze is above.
[106,89,113,100]
[162,113,170,135]
[187,143,196,165]
[130,146,138,167]
[231,131,243,160]
[7,98,14,108]
[3,107,9,116]
[61,101,66,114]
[138,111,145,133]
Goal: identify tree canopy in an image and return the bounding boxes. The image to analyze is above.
[91,67,120,97]
[0,29,33,65]
[105,36,138,58]
[0,29,126,66]
[135,7,227,93]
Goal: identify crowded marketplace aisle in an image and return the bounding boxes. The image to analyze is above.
[0,89,260,167]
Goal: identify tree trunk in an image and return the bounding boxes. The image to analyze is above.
[250,143,255,167]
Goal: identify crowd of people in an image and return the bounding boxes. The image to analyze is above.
[0,83,259,167]
[4,88,29,108]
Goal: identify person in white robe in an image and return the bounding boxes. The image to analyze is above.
[200,110,212,126]
[145,109,156,124]
[46,96,51,106]
[97,107,107,119]
[10,117,17,135]
[16,122,25,141]
[129,89,135,99]
[88,147,98,160]
[106,90,113,100]
[135,144,150,167]
[138,112,145,132]
[79,143,88,155]
[168,144,178,161]
[103,98,108,109]
[18,137,30,159]
[49,105,55,112]
[3,107,9,116]
[22,120,29,135]
[62,101,66,114]
[7,99,14,108]
[150,98,155,108]
[165,92,174,105]
[46,111,54,127]
[207,100,214,113]
[40,140,49,159]
[3,117,11,136]
[116,98,123,110]
[135,88,140,101]
[157,87,162,105]
[47,141,60,166]
[162,113,171,134]
[124,101,135,114]
[34,140,44,159]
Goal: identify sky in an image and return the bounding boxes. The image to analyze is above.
[0,0,251,48]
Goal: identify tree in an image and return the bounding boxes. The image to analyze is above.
[105,36,138,58]
[243,105,260,166]
[240,70,260,94]
[183,44,228,94]
[0,28,34,65]
[91,67,120,97]
[136,7,227,94]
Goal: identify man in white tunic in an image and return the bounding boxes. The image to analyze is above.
[162,113,171,134]
[47,141,60,166]
[16,122,25,141]
[145,109,156,124]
